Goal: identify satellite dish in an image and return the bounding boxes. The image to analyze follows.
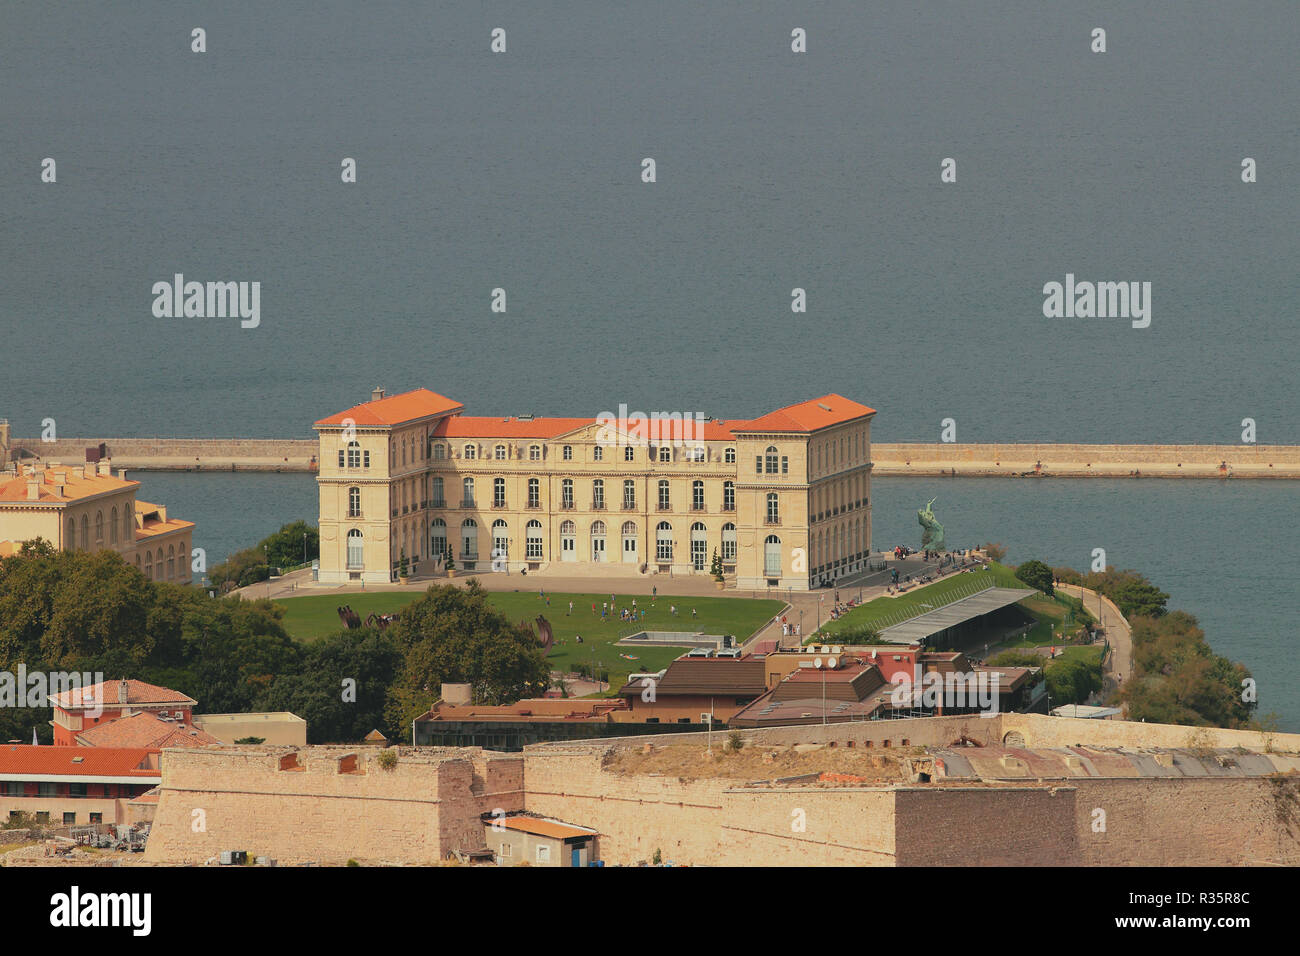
[813,657,823,669]
[827,656,839,669]
[831,646,842,655]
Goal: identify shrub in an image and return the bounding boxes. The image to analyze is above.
[726,730,745,753]
[375,749,398,772]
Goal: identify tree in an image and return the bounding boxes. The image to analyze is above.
[265,629,403,744]
[1084,568,1169,618]
[383,582,549,737]
[399,550,409,579]
[983,542,1007,562]
[1015,559,1054,596]
[444,546,455,572]
[710,549,723,581]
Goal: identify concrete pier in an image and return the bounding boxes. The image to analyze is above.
[5,436,1300,478]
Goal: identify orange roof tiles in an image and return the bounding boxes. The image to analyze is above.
[434,417,598,440]
[315,388,464,427]
[50,679,197,711]
[75,711,221,749]
[0,745,159,778]
[739,394,876,433]
[0,468,138,504]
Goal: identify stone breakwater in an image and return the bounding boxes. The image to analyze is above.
[7,438,1300,477]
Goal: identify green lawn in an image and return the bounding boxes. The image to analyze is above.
[274,587,784,695]
[812,562,1024,640]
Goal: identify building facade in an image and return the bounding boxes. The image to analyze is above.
[0,458,193,584]
[315,388,875,590]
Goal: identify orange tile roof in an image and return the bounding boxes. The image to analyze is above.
[75,711,221,749]
[0,745,159,778]
[50,679,197,711]
[434,416,750,442]
[315,389,464,427]
[495,816,597,840]
[739,394,876,433]
[134,517,195,539]
[434,417,597,440]
[0,468,138,504]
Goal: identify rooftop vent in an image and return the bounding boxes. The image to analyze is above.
[371,387,385,401]
[817,403,832,411]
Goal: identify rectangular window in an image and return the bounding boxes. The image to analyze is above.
[594,446,603,461]
[38,783,55,798]
[624,446,635,462]
[592,482,605,510]
[755,456,763,474]
[563,446,573,461]
[89,812,103,824]
[70,783,87,797]
[782,456,789,474]
[63,812,76,825]
[623,481,635,509]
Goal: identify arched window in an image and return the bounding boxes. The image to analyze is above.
[347,529,364,568]
[433,443,445,460]
[529,445,541,461]
[494,444,507,461]
[144,551,153,579]
[766,492,780,524]
[348,487,361,517]
[590,520,607,562]
[722,523,737,563]
[347,441,361,468]
[67,518,75,550]
[525,519,543,560]
[462,477,475,507]
[167,544,175,579]
[492,519,508,562]
[765,446,779,474]
[724,447,736,464]
[81,515,89,548]
[110,506,119,544]
[764,535,782,577]
[124,506,133,540]
[655,521,673,562]
[430,519,447,559]
[593,445,604,462]
[461,519,479,558]
[560,520,576,561]
[463,444,477,460]
[690,522,707,570]
[562,445,573,461]
[690,446,706,463]
[95,511,104,545]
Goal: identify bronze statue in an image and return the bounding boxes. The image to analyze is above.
[918,497,945,552]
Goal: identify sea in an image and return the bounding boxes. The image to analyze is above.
[2,2,1296,721]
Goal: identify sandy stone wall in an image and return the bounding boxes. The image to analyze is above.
[1001,713,1300,754]
[1071,777,1300,866]
[144,747,522,865]
[12,438,317,472]
[895,786,1079,865]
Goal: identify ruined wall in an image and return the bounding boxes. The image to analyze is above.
[717,788,897,866]
[1001,713,1300,754]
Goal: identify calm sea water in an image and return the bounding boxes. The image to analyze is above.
[2,1,1297,442]
[2,4,1296,720]
[146,471,1298,729]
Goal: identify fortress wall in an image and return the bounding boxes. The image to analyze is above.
[1071,777,1300,866]
[528,714,1002,756]
[1001,713,1300,755]
[895,786,1080,866]
[873,442,1300,477]
[717,788,898,866]
[143,747,520,865]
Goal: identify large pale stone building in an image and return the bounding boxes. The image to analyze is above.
[315,388,875,590]
[0,458,194,584]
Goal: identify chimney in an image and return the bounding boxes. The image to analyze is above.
[117,678,129,704]
[25,479,38,501]
[97,459,111,476]
[371,386,386,402]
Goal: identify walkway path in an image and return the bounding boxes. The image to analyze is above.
[1054,582,1133,704]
